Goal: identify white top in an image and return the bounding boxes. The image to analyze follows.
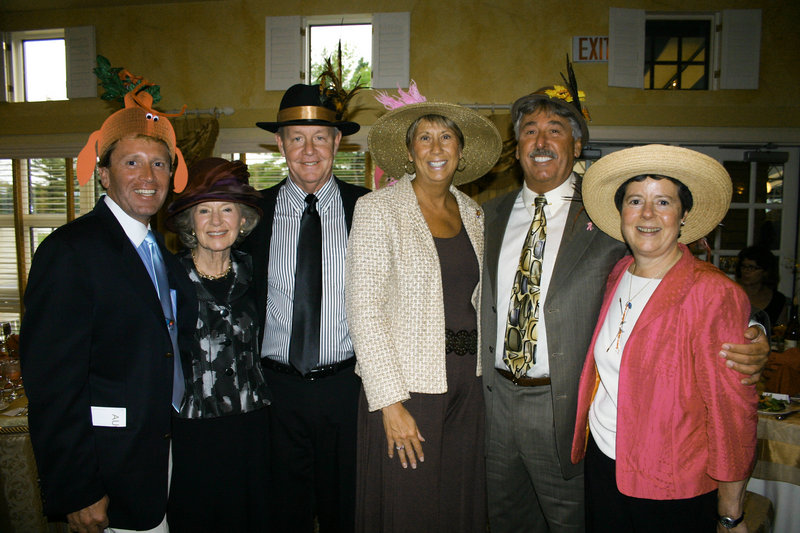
[261,176,354,366]
[494,174,577,378]
[589,270,662,459]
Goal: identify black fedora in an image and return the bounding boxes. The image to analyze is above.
[257,84,360,136]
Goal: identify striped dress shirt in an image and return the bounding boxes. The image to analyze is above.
[261,176,354,366]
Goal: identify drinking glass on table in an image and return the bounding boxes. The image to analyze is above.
[4,359,22,400]
[0,361,11,409]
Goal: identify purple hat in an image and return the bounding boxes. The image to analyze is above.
[166,158,262,230]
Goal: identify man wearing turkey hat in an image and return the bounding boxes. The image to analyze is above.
[241,84,368,532]
[20,90,196,533]
[479,80,770,531]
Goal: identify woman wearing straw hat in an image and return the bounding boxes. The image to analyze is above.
[345,102,501,531]
[570,145,757,532]
[165,158,271,532]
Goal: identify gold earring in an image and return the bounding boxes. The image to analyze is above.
[457,157,466,172]
[404,161,416,175]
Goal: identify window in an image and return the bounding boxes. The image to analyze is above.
[609,8,761,90]
[644,20,710,90]
[308,23,372,90]
[220,151,369,190]
[0,157,97,325]
[1,26,96,102]
[265,13,409,91]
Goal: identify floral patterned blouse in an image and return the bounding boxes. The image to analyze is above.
[176,249,271,419]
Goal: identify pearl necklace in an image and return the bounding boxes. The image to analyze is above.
[606,263,668,353]
[191,250,232,280]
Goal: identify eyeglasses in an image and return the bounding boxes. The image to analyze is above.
[740,264,763,272]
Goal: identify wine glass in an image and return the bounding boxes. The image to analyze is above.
[0,361,11,409]
[4,359,22,400]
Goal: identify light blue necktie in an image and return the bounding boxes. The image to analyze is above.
[139,230,185,411]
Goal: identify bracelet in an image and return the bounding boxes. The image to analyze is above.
[717,512,744,529]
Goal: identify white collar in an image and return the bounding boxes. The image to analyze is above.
[103,195,150,247]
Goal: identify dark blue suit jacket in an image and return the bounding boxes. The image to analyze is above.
[20,198,196,529]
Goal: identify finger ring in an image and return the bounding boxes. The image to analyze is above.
[396,444,404,450]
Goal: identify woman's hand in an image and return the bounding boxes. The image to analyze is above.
[716,479,748,533]
[381,402,425,469]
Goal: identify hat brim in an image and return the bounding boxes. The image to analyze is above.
[165,193,263,232]
[582,144,732,244]
[368,102,502,186]
[256,119,360,136]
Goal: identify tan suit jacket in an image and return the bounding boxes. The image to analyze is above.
[346,176,484,411]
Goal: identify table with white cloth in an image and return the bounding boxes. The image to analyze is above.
[747,410,800,533]
[0,393,68,533]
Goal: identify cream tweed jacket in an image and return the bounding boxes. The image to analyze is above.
[345,176,484,412]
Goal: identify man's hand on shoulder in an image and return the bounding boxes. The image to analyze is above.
[720,325,769,385]
[67,495,109,533]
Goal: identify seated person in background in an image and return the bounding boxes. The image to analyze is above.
[736,245,788,330]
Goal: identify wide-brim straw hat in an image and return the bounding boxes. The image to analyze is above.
[368,102,502,186]
[582,144,732,244]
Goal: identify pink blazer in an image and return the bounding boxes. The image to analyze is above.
[571,244,757,500]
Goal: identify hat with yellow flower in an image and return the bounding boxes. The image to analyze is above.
[511,56,591,144]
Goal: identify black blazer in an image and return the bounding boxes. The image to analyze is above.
[20,199,196,529]
[240,177,369,341]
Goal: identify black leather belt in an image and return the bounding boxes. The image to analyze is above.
[496,368,551,387]
[262,357,355,380]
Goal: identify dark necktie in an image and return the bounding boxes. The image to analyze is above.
[140,231,185,411]
[504,195,547,378]
[289,194,322,375]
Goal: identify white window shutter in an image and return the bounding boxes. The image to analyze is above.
[608,7,645,88]
[720,9,761,90]
[0,33,9,103]
[265,16,303,91]
[65,26,96,99]
[371,12,410,89]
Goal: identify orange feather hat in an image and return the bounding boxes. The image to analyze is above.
[76,90,188,192]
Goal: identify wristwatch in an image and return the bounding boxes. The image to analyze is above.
[718,513,745,529]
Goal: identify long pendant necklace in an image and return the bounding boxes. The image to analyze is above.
[606,263,667,352]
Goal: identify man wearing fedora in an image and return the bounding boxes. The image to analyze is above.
[479,87,770,532]
[242,83,368,532]
[21,93,196,532]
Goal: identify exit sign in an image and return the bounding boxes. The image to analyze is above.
[572,36,608,62]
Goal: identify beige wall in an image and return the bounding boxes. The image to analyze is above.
[0,0,798,137]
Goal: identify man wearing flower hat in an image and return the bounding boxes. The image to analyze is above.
[478,84,770,531]
[21,92,196,533]
[242,83,368,532]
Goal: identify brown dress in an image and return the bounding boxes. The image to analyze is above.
[355,226,487,532]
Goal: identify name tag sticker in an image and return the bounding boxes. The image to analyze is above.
[91,406,126,428]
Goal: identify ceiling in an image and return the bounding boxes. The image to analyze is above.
[1,0,212,13]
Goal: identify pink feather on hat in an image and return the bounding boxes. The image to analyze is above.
[372,81,427,188]
[374,80,427,110]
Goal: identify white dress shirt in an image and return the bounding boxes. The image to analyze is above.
[261,176,354,366]
[494,174,579,378]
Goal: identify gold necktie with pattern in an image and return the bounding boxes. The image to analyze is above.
[504,195,547,378]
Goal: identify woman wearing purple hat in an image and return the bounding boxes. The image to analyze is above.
[165,157,271,532]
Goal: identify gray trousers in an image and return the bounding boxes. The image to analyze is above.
[486,374,585,533]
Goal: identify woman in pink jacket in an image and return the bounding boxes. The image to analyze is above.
[571,145,757,532]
